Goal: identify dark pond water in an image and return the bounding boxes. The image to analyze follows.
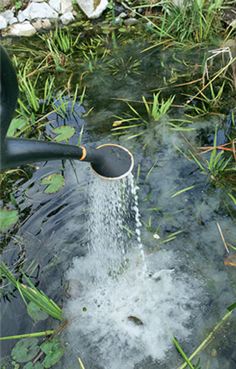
[0,35,236,369]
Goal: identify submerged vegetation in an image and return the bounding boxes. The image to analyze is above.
[0,0,236,368]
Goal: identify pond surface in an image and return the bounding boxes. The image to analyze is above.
[0,34,236,369]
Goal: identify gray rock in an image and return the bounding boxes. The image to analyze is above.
[118,12,127,19]
[17,8,30,22]
[77,0,108,19]
[32,18,52,30]
[19,2,58,21]
[6,21,36,36]
[60,11,74,25]
[124,17,138,26]
[0,15,7,30]
[29,2,58,19]
[61,0,73,14]
[9,17,18,25]
[1,10,15,25]
[49,0,61,13]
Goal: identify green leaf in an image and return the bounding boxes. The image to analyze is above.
[41,174,65,194]
[227,302,236,312]
[52,126,75,142]
[11,338,40,363]
[41,339,64,368]
[23,363,44,369]
[27,301,48,322]
[0,208,19,232]
[7,118,28,137]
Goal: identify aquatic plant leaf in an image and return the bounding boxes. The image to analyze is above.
[41,174,65,194]
[7,118,28,137]
[52,126,75,142]
[11,338,40,363]
[23,362,44,369]
[41,339,64,368]
[0,209,19,232]
[27,301,48,322]
[227,301,236,312]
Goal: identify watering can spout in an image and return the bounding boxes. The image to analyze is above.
[1,138,134,180]
[0,46,134,180]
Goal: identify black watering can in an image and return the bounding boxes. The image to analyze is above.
[0,46,134,180]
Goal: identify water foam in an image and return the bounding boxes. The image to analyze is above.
[65,173,203,369]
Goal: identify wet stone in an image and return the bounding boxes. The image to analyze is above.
[124,17,138,26]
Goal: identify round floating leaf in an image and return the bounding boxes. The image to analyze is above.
[23,362,44,369]
[27,301,48,322]
[7,118,28,137]
[41,174,65,194]
[0,208,19,232]
[52,126,75,142]
[41,339,64,368]
[11,338,40,363]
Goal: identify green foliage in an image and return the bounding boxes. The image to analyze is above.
[142,93,175,122]
[0,263,63,321]
[112,92,175,138]
[23,363,44,369]
[10,338,64,369]
[14,0,23,10]
[41,174,65,194]
[41,339,64,368]
[173,336,202,369]
[134,0,224,44]
[7,118,28,137]
[27,301,48,322]
[52,126,75,142]
[11,338,40,363]
[0,208,19,232]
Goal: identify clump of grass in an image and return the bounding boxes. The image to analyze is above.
[42,27,80,55]
[112,92,175,138]
[124,0,224,44]
[0,262,63,321]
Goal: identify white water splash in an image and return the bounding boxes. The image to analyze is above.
[64,172,203,369]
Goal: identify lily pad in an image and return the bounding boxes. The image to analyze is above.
[0,208,19,232]
[27,301,48,322]
[41,174,65,194]
[7,118,28,137]
[23,362,44,369]
[11,338,40,363]
[52,126,75,142]
[41,339,64,368]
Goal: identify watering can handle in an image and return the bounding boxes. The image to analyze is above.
[0,46,19,147]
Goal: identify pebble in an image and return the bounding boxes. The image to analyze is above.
[124,17,138,26]
[6,21,36,37]
[27,2,58,20]
[0,15,7,30]
[1,10,15,25]
[49,0,61,13]
[118,11,127,19]
[0,0,109,35]
[61,0,73,13]
[32,18,51,30]
[60,11,74,25]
